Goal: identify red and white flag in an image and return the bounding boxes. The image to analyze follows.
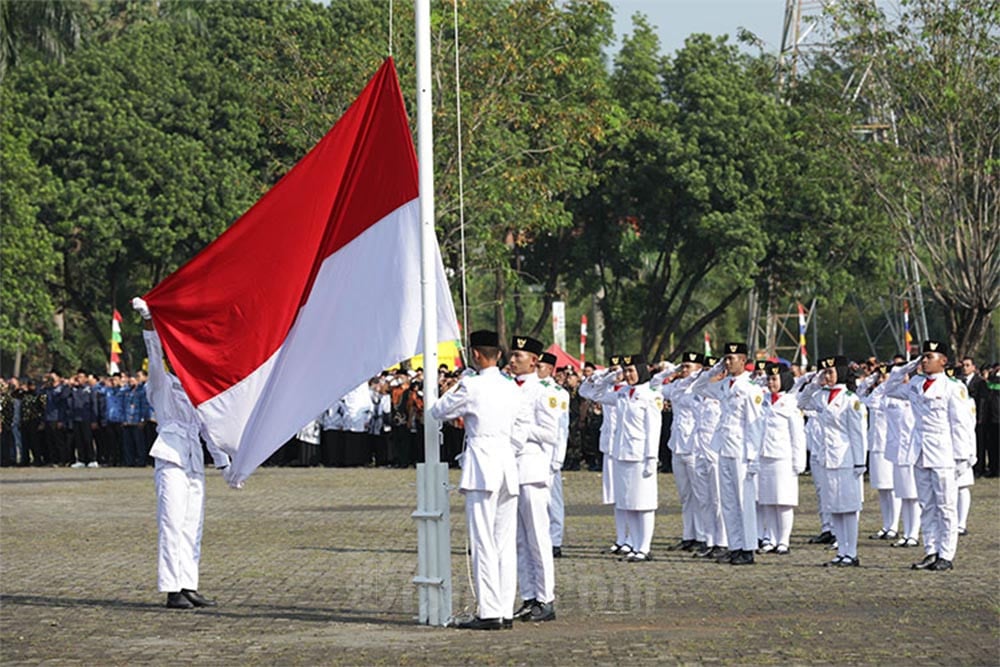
[144,59,459,484]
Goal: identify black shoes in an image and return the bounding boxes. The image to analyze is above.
[911,553,939,570]
[512,599,537,621]
[166,592,194,609]
[626,551,651,562]
[552,546,563,558]
[528,602,556,622]
[930,558,953,571]
[809,530,836,544]
[730,550,755,565]
[502,618,513,630]
[181,589,217,607]
[457,616,503,630]
[668,539,697,551]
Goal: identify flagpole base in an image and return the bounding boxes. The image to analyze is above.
[412,462,451,626]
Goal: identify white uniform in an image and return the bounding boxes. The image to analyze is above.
[860,379,901,536]
[142,329,230,594]
[692,387,725,549]
[882,382,920,543]
[513,373,563,606]
[756,390,805,549]
[579,371,629,547]
[607,381,662,556]
[661,373,701,543]
[691,366,763,553]
[548,384,570,549]
[799,380,867,561]
[430,367,519,620]
[884,365,976,562]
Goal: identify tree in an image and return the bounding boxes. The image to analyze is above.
[825,0,1000,358]
[0,0,84,81]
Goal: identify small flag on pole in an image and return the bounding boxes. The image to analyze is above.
[904,300,913,360]
[580,315,588,364]
[797,302,809,368]
[703,331,712,357]
[109,309,123,374]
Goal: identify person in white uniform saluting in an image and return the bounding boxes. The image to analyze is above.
[604,354,662,562]
[131,297,231,610]
[430,330,521,630]
[798,355,867,567]
[883,341,976,571]
[655,353,701,552]
[755,362,806,555]
[690,342,763,566]
[859,364,901,541]
[578,355,629,554]
[508,336,561,623]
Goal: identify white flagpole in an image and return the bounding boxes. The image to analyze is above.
[412,0,451,627]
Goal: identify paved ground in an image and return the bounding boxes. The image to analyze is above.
[1,465,997,665]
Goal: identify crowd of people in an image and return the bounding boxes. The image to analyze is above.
[2,329,998,618]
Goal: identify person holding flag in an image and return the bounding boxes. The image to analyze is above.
[132,297,232,609]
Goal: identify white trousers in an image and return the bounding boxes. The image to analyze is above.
[759,505,794,547]
[673,453,700,541]
[957,487,971,531]
[465,484,518,619]
[548,471,564,547]
[810,461,833,532]
[916,466,958,561]
[831,511,859,559]
[693,453,726,547]
[517,483,555,604]
[720,457,757,551]
[625,509,655,554]
[900,498,922,540]
[155,458,205,593]
[877,489,901,533]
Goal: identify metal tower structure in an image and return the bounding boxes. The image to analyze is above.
[749,0,930,363]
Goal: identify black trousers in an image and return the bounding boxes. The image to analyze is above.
[45,422,68,465]
[69,421,95,464]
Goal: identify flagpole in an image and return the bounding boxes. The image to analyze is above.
[412,0,451,627]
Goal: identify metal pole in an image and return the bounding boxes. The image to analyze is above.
[413,0,451,626]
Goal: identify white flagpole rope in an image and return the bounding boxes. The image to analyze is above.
[453,0,469,348]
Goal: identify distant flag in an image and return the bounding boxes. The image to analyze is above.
[904,300,913,360]
[143,59,459,485]
[704,331,712,357]
[580,314,588,364]
[797,302,809,368]
[109,309,123,374]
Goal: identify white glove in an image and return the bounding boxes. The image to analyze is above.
[131,297,151,320]
[954,459,970,479]
[642,458,657,478]
[793,462,805,476]
[550,460,562,475]
[853,465,866,478]
[746,459,759,476]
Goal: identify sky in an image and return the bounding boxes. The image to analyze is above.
[608,0,785,56]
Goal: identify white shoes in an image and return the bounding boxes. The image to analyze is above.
[87,461,99,468]
[70,461,86,468]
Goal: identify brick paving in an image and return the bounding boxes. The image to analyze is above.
[2,466,998,665]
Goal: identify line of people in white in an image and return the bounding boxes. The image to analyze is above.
[579,339,977,572]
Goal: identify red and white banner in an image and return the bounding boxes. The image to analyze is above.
[144,59,459,484]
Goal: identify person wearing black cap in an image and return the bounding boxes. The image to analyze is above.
[690,356,727,559]
[657,353,702,551]
[579,356,629,553]
[131,298,231,609]
[599,354,662,562]
[883,342,976,571]
[509,335,560,622]
[882,356,921,548]
[755,363,805,555]
[691,342,763,565]
[430,330,520,630]
[537,352,570,559]
[798,355,867,567]
[857,364,901,541]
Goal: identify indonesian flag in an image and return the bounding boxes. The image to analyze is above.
[797,302,808,368]
[143,59,459,484]
[903,300,913,359]
[109,310,123,374]
[579,314,587,363]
